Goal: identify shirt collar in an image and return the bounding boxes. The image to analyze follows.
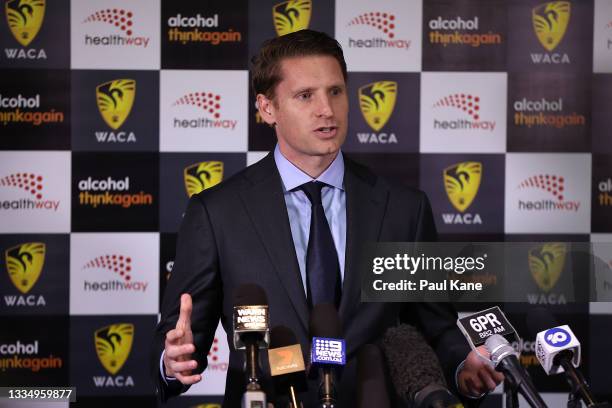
[274,144,345,192]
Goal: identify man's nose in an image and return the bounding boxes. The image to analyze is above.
[315,94,333,117]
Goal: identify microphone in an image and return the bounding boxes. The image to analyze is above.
[233,284,270,408]
[379,324,461,408]
[309,303,346,408]
[268,326,308,408]
[527,308,606,408]
[485,334,548,408]
[356,344,391,408]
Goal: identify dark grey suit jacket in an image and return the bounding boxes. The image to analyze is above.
[152,153,471,406]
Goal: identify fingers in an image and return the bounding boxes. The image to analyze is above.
[165,343,195,359]
[165,328,184,345]
[176,293,192,331]
[167,359,198,374]
[485,363,505,383]
[478,367,498,391]
[174,372,202,385]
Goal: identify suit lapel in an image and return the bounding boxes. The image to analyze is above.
[340,159,388,323]
[239,154,309,333]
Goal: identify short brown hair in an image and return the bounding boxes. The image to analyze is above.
[251,29,347,99]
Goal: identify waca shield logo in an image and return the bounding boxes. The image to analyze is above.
[273,0,311,36]
[359,81,397,132]
[184,161,223,197]
[96,79,136,130]
[443,162,482,213]
[528,242,566,292]
[5,242,45,294]
[95,323,133,375]
[532,1,570,52]
[5,0,45,47]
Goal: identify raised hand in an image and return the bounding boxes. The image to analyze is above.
[163,293,201,385]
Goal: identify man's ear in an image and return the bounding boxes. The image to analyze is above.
[256,93,276,127]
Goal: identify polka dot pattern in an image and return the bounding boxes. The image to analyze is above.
[433,93,481,120]
[348,11,396,39]
[173,92,222,119]
[83,9,134,36]
[0,173,43,199]
[208,337,220,362]
[518,174,565,201]
[83,254,133,282]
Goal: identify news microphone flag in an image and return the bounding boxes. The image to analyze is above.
[535,325,581,375]
[311,337,346,366]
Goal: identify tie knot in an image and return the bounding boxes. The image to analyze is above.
[299,181,326,205]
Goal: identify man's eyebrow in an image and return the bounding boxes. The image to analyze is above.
[292,87,315,95]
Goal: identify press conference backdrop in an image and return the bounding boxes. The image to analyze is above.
[0,0,611,406]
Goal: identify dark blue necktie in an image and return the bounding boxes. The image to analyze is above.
[298,181,341,308]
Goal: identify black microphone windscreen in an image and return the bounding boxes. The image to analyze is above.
[309,303,342,338]
[233,283,268,306]
[270,325,298,349]
[526,307,559,339]
[380,324,447,400]
[357,344,391,408]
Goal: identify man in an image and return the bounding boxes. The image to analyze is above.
[153,30,503,406]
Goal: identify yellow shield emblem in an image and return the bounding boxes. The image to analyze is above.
[528,243,566,292]
[273,0,312,36]
[443,162,482,213]
[184,161,224,197]
[96,79,136,130]
[5,0,45,47]
[95,323,134,375]
[532,1,571,52]
[359,81,397,132]
[5,242,45,294]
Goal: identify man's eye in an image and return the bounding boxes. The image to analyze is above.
[331,88,343,96]
[297,92,311,100]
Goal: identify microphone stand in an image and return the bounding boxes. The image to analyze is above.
[504,379,519,408]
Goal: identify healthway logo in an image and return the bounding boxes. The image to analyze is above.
[530,1,571,64]
[172,91,237,130]
[433,93,496,131]
[83,8,150,48]
[184,161,224,197]
[0,172,59,211]
[517,174,580,211]
[273,0,311,36]
[5,0,45,47]
[347,11,410,50]
[206,337,228,371]
[82,253,148,292]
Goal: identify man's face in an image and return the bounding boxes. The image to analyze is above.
[257,55,348,165]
